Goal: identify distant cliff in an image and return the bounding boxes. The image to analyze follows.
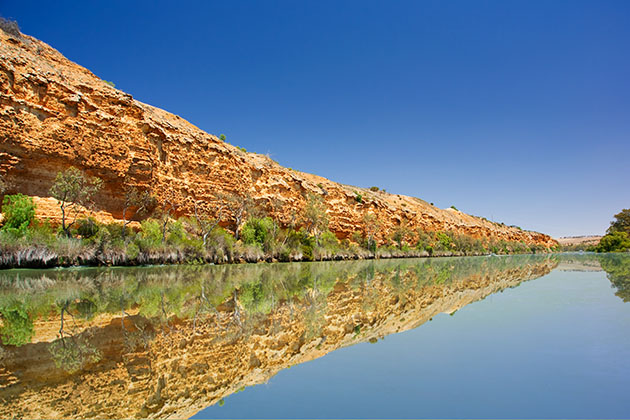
[0,28,556,248]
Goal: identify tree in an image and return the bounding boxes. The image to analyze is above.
[241,217,276,250]
[362,213,380,251]
[219,134,226,141]
[193,198,225,247]
[1,194,35,231]
[157,197,175,244]
[391,221,411,248]
[303,193,329,241]
[608,208,630,235]
[50,167,102,237]
[596,231,630,253]
[223,193,258,241]
[122,186,156,238]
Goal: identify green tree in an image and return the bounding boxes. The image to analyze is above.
[122,186,156,238]
[241,217,276,250]
[362,213,380,251]
[219,134,226,141]
[223,193,258,241]
[596,231,630,253]
[607,208,630,235]
[50,167,102,237]
[391,221,411,249]
[304,193,329,240]
[1,194,35,231]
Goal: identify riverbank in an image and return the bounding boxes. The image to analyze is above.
[0,197,553,270]
[0,234,550,270]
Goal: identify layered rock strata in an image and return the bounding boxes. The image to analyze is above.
[0,29,556,247]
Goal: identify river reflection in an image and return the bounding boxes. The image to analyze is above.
[0,254,627,419]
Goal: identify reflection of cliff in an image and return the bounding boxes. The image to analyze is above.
[0,257,557,419]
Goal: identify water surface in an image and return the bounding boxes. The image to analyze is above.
[0,254,628,418]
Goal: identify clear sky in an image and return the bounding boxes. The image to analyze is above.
[2,1,629,238]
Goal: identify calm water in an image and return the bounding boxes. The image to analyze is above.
[0,254,628,419]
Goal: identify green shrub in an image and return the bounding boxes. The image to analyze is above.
[241,217,275,248]
[167,220,188,246]
[369,186,379,192]
[435,232,454,250]
[350,231,363,244]
[596,231,630,253]
[75,218,99,238]
[354,191,363,203]
[139,219,162,248]
[126,242,140,260]
[219,134,226,141]
[1,194,35,231]
[319,230,339,250]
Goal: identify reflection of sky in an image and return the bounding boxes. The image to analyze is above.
[2,1,629,237]
[194,270,630,419]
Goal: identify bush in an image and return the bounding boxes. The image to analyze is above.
[138,219,162,248]
[319,230,339,251]
[436,232,453,250]
[241,217,275,249]
[596,231,630,253]
[75,218,99,238]
[369,186,379,192]
[354,191,363,203]
[126,242,140,260]
[1,194,35,231]
[219,134,226,141]
[167,220,188,246]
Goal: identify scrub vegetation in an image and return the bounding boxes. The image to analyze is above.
[0,168,548,269]
[596,209,630,253]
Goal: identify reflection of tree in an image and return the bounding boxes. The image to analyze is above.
[0,300,34,346]
[49,333,101,373]
[302,283,327,340]
[48,300,101,373]
[600,254,630,302]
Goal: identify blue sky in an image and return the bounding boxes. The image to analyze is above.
[2,1,629,237]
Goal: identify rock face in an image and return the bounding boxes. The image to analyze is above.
[0,29,556,248]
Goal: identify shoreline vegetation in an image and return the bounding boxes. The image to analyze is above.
[0,169,554,270]
[561,209,630,253]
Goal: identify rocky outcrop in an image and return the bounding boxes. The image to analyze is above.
[0,29,556,248]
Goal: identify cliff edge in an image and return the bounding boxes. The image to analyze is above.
[0,28,556,248]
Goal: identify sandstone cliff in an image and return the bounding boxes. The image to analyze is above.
[0,29,556,248]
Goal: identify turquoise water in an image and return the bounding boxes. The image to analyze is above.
[0,254,628,418]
